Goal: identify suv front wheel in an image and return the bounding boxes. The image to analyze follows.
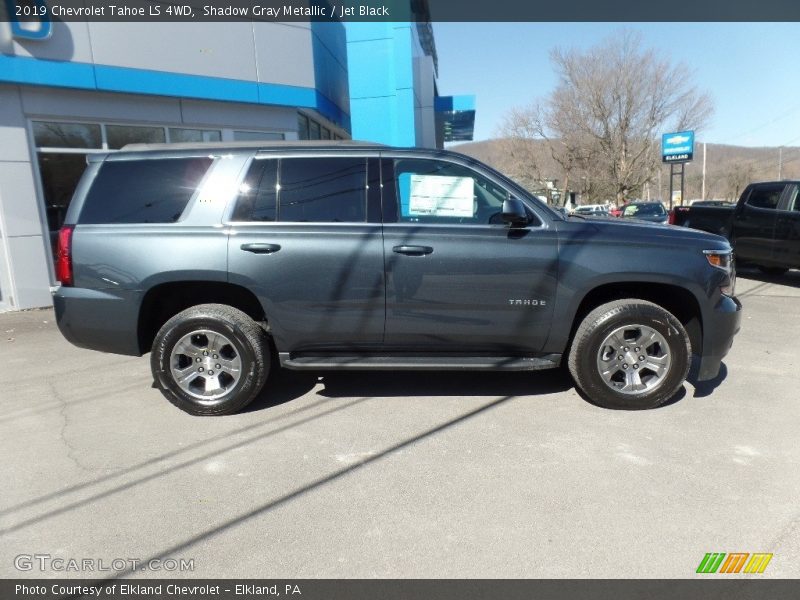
[151,304,270,416]
[568,299,691,410]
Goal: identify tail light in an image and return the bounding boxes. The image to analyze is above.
[56,225,75,286]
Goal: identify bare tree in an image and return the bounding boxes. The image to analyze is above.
[500,30,714,205]
[499,101,594,206]
[719,161,756,201]
[496,106,546,194]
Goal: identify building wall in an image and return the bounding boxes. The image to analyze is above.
[0,21,350,129]
[412,34,437,148]
[346,22,438,148]
[0,85,52,310]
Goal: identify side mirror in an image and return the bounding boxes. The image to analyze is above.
[502,197,530,227]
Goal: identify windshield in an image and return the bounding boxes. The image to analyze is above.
[623,203,665,217]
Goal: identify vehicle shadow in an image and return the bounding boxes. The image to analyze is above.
[245,366,574,413]
[688,359,729,398]
[242,368,318,413]
[737,266,800,289]
[246,363,704,412]
[316,368,573,399]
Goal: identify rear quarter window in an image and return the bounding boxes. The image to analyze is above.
[79,157,213,224]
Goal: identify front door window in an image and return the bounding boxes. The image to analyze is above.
[391,158,509,226]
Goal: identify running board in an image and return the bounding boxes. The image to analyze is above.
[279,353,561,371]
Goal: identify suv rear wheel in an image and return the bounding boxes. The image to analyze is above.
[568,299,691,410]
[151,304,269,415]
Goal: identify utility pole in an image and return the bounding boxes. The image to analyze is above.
[701,142,707,200]
[779,147,783,179]
[658,168,662,202]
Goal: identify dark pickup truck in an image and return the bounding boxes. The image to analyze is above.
[670,181,800,274]
[54,142,741,415]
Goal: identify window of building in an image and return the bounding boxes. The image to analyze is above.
[36,153,90,255]
[79,158,213,224]
[33,121,105,259]
[168,128,222,143]
[33,121,102,149]
[296,114,345,142]
[231,158,366,223]
[232,131,285,142]
[106,125,166,149]
[297,114,310,140]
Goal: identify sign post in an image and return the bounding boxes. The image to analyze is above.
[662,131,695,209]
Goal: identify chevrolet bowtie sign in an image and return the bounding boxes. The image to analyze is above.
[662,130,695,163]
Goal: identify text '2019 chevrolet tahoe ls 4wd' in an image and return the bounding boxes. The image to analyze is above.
[54,142,741,415]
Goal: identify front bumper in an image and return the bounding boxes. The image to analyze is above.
[696,294,742,381]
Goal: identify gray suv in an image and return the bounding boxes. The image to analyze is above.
[54,142,741,415]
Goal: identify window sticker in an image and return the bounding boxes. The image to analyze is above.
[408,175,475,217]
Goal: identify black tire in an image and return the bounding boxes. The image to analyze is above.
[151,304,270,416]
[757,265,788,276]
[568,299,691,410]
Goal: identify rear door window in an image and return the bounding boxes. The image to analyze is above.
[79,157,213,224]
[232,157,367,223]
[279,157,366,223]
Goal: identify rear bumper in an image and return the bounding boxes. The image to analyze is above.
[53,286,143,356]
[697,294,742,381]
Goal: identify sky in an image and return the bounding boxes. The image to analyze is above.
[433,23,800,147]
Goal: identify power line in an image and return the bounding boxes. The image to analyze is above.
[718,102,800,145]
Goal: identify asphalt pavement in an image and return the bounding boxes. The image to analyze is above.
[1,267,799,578]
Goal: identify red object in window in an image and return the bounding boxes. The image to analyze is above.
[56,225,75,286]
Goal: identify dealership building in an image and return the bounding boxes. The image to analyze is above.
[0,12,475,311]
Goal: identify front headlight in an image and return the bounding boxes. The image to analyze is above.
[704,249,735,296]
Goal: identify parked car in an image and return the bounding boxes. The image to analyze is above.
[669,181,799,275]
[621,201,669,224]
[573,204,610,217]
[53,142,741,415]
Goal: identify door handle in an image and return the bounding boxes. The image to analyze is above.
[392,245,433,256]
[241,243,281,254]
